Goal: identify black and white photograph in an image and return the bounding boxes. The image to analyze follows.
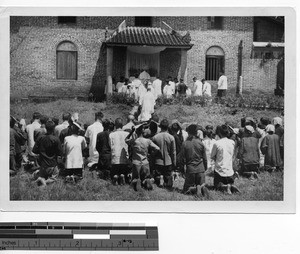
[1,7,296,212]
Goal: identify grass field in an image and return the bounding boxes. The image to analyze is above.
[10,99,284,201]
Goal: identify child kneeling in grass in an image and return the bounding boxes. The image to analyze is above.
[179,124,209,198]
[211,125,240,194]
[126,124,160,191]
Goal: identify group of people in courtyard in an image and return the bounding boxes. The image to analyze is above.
[10,105,284,197]
[105,70,228,103]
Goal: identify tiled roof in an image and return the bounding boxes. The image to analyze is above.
[105,26,192,48]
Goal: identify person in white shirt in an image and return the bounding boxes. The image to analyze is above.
[122,114,135,132]
[202,125,216,172]
[211,124,239,194]
[202,79,212,97]
[163,81,173,99]
[64,122,87,177]
[109,118,130,185]
[54,113,71,138]
[168,76,176,95]
[217,72,228,97]
[26,112,41,158]
[192,77,203,96]
[85,112,104,167]
[118,78,129,94]
[152,77,162,99]
[131,74,142,101]
[115,76,125,93]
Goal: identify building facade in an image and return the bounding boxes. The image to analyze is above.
[10,16,284,100]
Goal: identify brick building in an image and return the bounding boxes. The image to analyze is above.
[10,16,284,101]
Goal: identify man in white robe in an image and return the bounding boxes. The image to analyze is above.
[139,88,155,122]
[138,82,147,105]
[163,82,173,99]
[131,74,142,101]
[152,77,162,99]
[193,77,203,96]
[139,70,150,82]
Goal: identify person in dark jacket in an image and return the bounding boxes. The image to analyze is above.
[10,116,27,171]
[96,119,114,180]
[179,124,209,198]
[238,125,260,179]
[260,124,283,172]
[32,120,63,186]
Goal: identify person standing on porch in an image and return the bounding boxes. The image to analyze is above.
[152,77,162,99]
[85,112,104,167]
[217,72,228,98]
[115,76,125,93]
[139,69,151,82]
[131,73,142,101]
[168,76,176,95]
[163,81,173,99]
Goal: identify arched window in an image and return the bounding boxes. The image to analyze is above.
[205,46,225,81]
[56,41,77,80]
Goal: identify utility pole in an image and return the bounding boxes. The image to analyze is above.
[236,40,243,96]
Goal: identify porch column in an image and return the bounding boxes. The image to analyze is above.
[106,46,113,95]
[180,49,188,84]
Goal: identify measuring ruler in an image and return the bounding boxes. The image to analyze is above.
[0,222,158,251]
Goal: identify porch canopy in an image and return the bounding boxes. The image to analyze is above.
[104,20,193,83]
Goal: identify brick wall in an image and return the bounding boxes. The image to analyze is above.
[10,25,106,98]
[10,16,282,99]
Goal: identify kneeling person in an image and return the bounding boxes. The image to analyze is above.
[126,124,160,191]
[63,122,87,178]
[109,118,131,185]
[32,120,63,186]
[211,125,239,194]
[179,124,209,198]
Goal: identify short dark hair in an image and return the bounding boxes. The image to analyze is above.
[40,115,49,125]
[151,114,159,123]
[201,79,206,83]
[160,119,169,131]
[186,124,198,136]
[62,113,71,121]
[102,119,110,130]
[134,73,139,78]
[115,118,123,129]
[205,125,213,130]
[45,120,55,134]
[70,123,80,135]
[95,111,104,120]
[120,76,125,82]
[32,112,41,120]
[217,124,229,137]
[52,117,59,126]
[108,120,115,131]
